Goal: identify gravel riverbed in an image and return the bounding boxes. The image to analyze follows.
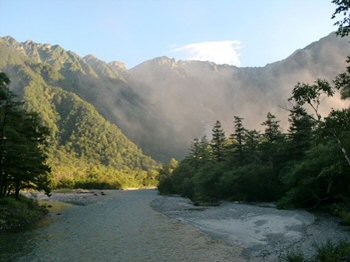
[151,195,350,261]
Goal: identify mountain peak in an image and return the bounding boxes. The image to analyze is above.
[83,54,100,62]
[2,36,17,44]
[108,61,126,71]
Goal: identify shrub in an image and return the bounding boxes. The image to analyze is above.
[0,196,48,231]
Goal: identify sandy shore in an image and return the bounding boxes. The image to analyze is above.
[151,195,350,261]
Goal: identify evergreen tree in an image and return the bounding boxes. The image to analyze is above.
[0,73,51,198]
[244,129,261,164]
[230,116,246,164]
[189,136,210,166]
[260,113,286,173]
[211,121,226,162]
[288,105,314,160]
[261,112,282,143]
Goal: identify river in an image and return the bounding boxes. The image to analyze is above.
[0,190,243,262]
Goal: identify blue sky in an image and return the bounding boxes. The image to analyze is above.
[0,0,337,68]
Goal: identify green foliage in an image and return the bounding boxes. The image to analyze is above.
[0,72,51,198]
[332,0,350,37]
[334,56,350,99]
[282,241,350,262]
[220,164,280,202]
[314,241,350,262]
[0,38,160,190]
[331,204,350,225]
[284,251,306,262]
[157,158,178,195]
[211,120,226,162]
[0,195,48,231]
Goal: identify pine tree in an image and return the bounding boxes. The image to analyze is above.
[190,136,210,166]
[230,116,246,164]
[211,121,226,162]
[0,73,51,198]
[288,105,314,160]
[262,112,282,143]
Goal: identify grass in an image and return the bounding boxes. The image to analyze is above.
[331,204,350,226]
[282,241,350,262]
[0,195,48,232]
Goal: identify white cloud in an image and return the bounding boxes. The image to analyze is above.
[170,40,242,66]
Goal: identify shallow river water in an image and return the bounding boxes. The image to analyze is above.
[0,190,242,262]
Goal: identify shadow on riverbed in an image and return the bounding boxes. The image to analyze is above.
[0,200,73,261]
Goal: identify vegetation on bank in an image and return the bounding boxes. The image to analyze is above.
[0,72,51,199]
[158,0,350,223]
[0,195,48,232]
[284,241,350,262]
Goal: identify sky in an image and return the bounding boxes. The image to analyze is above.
[0,0,337,69]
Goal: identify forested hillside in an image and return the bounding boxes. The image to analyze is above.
[0,38,158,189]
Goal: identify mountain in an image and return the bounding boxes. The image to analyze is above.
[126,33,350,159]
[1,33,349,163]
[0,36,158,188]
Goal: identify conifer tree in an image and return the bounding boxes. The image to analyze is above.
[288,105,314,160]
[0,73,51,198]
[211,121,226,162]
[230,116,246,164]
[262,112,282,143]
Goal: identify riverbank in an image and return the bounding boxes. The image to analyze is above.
[23,188,115,206]
[151,195,350,261]
[0,196,48,232]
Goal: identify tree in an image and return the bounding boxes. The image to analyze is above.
[332,0,350,99]
[189,136,210,167]
[230,116,246,164]
[244,129,261,164]
[332,0,350,37]
[0,72,51,198]
[289,80,350,167]
[287,105,315,160]
[290,80,335,122]
[261,112,282,143]
[210,121,226,162]
[334,57,350,99]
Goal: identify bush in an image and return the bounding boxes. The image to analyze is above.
[284,251,306,262]
[219,164,281,202]
[0,196,48,231]
[314,241,350,262]
[281,241,350,262]
[331,204,350,226]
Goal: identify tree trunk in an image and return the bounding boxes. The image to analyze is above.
[332,130,350,168]
[14,181,20,200]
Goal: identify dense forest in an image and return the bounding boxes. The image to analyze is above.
[159,1,350,222]
[0,40,160,191]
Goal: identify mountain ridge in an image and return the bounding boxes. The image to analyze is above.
[1,32,349,162]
